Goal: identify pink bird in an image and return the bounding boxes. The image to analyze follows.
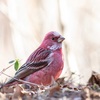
[1,31,65,87]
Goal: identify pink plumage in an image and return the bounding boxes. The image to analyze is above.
[2,31,65,87]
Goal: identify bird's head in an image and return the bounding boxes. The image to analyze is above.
[41,31,65,50]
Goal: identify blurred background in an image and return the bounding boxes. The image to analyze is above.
[0,0,100,84]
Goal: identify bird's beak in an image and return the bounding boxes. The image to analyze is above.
[58,36,65,43]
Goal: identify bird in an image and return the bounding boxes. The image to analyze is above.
[1,31,65,88]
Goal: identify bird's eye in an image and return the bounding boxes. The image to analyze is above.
[52,37,55,40]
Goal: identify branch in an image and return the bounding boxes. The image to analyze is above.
[2,72,40,87]
[0,63,14,76]
[0,59,21,76]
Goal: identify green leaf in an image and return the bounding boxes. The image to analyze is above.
[14,60,20,71]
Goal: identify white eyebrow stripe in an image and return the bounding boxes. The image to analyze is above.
[52,31,60,36]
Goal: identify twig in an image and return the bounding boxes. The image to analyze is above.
[67,72,84,84]
[67,72,74,81]
[0,63,14,76]
[2,72,40,87]
[0,59,21,76]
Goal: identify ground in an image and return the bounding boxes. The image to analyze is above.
[0,71,100,100]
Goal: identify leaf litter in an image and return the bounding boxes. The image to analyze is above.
[0,71,100,100]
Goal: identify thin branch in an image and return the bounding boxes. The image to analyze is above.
[0,63,14,76]
[0,59,21,76]
[2,72,40,87]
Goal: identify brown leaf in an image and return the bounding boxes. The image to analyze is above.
[12,84,23,99]
[56,77,65,85]
[0,86,14,93]
[88,71,100,86]
[84,87,100,100]
[49,84,61,96]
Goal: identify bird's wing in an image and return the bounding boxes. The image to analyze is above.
[6,48,52,84]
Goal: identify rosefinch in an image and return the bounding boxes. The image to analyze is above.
[1,31,65,87]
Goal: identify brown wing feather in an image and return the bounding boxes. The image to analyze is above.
[5,48,51,85]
